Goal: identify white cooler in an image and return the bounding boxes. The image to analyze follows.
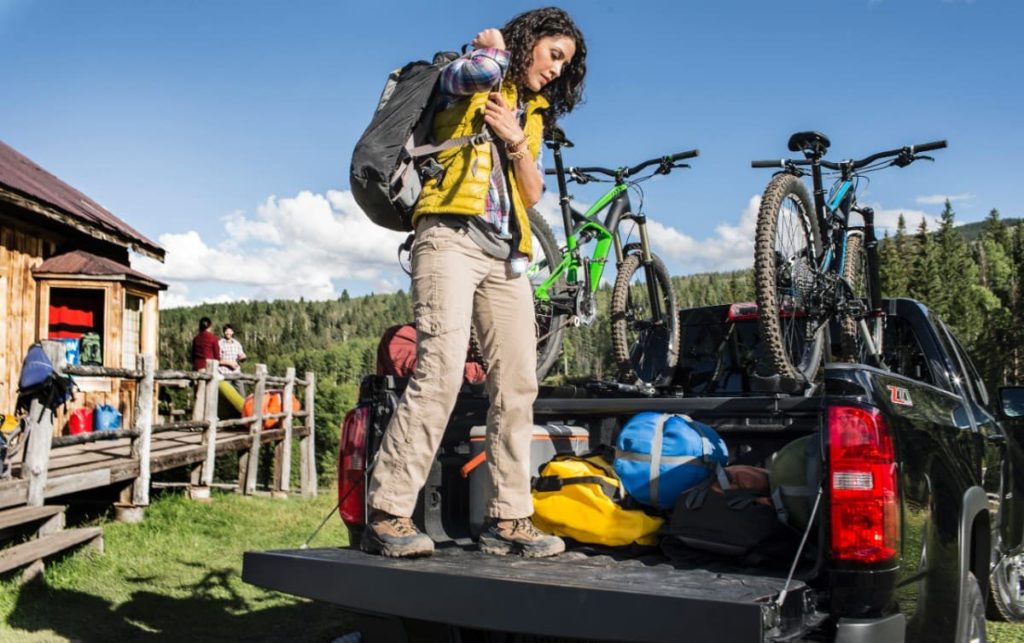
[466,423,589,536]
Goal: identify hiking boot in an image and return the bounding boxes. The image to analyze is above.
[361,510,434,558]
[478,517,565,558]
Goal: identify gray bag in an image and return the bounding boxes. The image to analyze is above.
[350,51,492,232]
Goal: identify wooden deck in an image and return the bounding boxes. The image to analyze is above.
[0,425,312,511]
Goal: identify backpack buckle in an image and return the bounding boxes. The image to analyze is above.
[419,158,446,183]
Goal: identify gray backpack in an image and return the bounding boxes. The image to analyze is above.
[350,51,493,232]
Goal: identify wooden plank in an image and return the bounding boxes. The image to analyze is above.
[243,364,267,495]
[131,353,155,506]
[275,367,296,493]
[0,505,64,531]
[44,468,111,497]
[200,361,221,487]
[64,365,142,379]
[0,527,103,575]
[300,371,317,498]
[0,479,29,510]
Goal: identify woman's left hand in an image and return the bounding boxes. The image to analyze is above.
[483,93,524,146]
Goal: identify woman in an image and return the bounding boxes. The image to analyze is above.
[363,7,587,559]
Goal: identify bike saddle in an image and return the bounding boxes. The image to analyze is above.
[788,131,831,158]
[545,125,574,148]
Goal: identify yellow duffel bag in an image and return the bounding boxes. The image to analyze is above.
[532,453,664,547]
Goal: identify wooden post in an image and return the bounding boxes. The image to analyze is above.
[22,342,65,506]
[242,364,267,495]
[117,354,154,522]
[194,361,221,499]
[273,367,296,496]
[123,353,155,518]
[299,370,317,498]
[189,374,207,492]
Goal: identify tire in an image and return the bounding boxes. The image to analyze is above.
[610,252,679,384]
[988,545,1024,621]
[839,230,867,361]
[527,208,566,382]
[753,173,825,390]
[958,571,988,643]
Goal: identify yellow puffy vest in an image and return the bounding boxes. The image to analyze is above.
[412,81,549,258]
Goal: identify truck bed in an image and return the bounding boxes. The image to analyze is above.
[243,545,809,642]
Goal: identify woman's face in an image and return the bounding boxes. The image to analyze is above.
[524,35,576,92]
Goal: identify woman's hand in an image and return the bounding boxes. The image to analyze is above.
[472,28,506,51]
[483,93,524,146]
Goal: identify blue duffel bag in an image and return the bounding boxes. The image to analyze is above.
[614,412,728,509]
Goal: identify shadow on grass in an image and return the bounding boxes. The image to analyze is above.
[7,564,355,642]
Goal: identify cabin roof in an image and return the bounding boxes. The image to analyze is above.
[0,140,164,261]
[33,249,167,291]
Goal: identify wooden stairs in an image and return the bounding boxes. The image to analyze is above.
[0,504,103,581]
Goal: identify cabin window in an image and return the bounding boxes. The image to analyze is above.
[48,287,105,365]
[123,293,144,368]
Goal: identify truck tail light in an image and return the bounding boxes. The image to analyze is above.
[828,404,899,564]
[338,405,369,526]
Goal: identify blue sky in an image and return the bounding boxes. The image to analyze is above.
[2,0,1019,306]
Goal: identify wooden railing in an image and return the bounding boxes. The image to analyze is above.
[18,341,316,512]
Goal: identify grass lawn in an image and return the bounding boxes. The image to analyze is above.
[0,490,353,642]
[1,489,1022,642]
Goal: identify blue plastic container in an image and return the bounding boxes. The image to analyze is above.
[56,338,81,365]
[93,404,122,431]
[614,412,728,508]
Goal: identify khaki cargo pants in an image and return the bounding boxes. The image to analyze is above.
[367,217,539,520]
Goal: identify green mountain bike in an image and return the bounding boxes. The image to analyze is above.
[526,127,698,384]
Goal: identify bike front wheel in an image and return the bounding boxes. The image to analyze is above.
[839,230,866,361]
[753,173,825,390]
[610,252,679,384]
[528,208,566,382]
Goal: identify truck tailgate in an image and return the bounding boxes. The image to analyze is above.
[243,546,804,642]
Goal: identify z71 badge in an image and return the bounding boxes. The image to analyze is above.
[888,385,913,407]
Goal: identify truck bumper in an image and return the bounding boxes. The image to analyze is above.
[834,613,905,643]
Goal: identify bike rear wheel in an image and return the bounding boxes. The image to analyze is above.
[528,208,566,382]
[753,173,825,390]
[610,252,679,384]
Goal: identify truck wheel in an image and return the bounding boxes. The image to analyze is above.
[988,548,1024,621]
[957,571,987,643]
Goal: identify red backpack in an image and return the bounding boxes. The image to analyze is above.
[376,324,486,384]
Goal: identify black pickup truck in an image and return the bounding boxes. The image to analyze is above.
[244,298,1024,643]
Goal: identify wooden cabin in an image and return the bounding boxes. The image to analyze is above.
[0,140,165,432]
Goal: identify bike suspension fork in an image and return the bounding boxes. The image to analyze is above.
[858,206,886,366]
[634,215,664,322]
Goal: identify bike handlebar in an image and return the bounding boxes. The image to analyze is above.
[545,149,700,180]
[752,139,947,171]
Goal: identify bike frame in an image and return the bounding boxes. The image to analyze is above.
[531,143,661,321]
[805,161,885,357]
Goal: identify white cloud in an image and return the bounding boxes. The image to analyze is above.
[643,195,760,274]
[915,193,973,205]
[132,189,410,307]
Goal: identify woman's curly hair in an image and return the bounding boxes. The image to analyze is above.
[501,7,586,128]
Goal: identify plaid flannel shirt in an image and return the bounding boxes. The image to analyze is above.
[218,338,245,371]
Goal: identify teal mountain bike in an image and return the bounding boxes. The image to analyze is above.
[526,127,698,384]
[751,131,946,391]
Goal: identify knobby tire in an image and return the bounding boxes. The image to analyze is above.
[528,209,566,381]
[610,252,679,384]
[753,173,825,391]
